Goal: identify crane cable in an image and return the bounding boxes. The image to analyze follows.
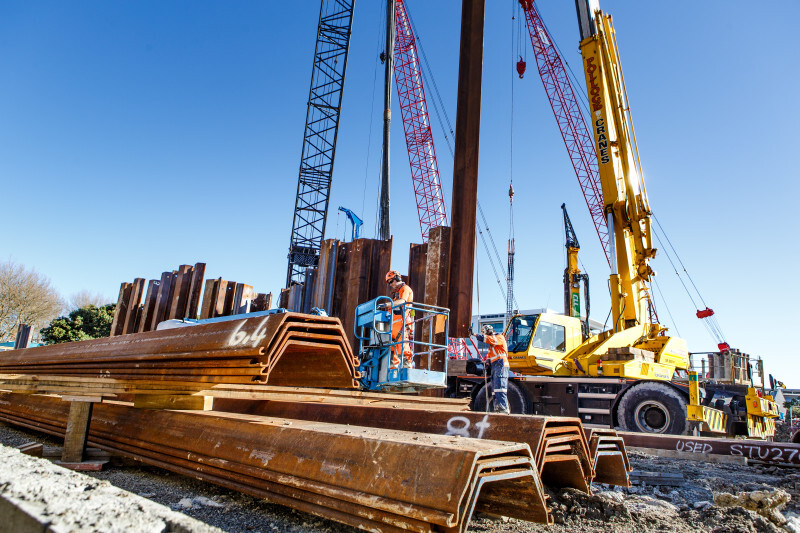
[407,2,518,309]
[652,214,727,346]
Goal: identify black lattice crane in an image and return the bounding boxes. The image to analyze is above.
[286,0,356,287]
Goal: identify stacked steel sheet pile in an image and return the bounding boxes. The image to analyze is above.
[211,400,618,493]
[0,313,359,388]
[585,428,631,486]
[0,392,552,530]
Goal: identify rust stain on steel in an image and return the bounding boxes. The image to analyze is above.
[0,314,359,389]
[620,431,800,466]
[211,399,600,493]
[0,392,552,530]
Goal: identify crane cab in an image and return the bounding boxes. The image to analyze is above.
[505,313,584,376]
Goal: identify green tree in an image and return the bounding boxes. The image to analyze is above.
[40,304,116,344]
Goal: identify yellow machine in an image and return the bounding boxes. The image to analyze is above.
[461,0,778,438]
[506,2,689,384]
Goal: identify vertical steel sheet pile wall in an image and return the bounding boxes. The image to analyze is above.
[111,263,272,336]
[283,238,392,350]
[0,392,553,530]
[0,314,359,388]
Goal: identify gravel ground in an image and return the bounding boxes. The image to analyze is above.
[1,420,798,533]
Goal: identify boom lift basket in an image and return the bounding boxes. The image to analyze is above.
[355,297,449,392]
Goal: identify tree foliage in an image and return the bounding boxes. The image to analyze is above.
[0,260,64,343]
[40,304,116,344]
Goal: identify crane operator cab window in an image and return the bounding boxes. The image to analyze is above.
[531,321,567,352]
[505,315,539,352]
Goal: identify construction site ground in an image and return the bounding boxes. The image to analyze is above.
[2,421,798,533]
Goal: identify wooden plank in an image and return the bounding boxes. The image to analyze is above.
[52,460,107,471]
[16,442,43,456]
[60,395,104,403]
[137,280,160,333]
[133,394,214,411]
[62,401,94,463]
[186,262,207,319]
[168,265,193,320]
[110,282,132,337]
[199,279,218,320]
[447,0,485,337]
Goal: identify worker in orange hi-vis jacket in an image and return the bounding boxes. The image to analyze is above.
[385,270,414,369]
[472,324,510,413]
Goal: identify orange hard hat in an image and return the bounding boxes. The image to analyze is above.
[385,270,401,283]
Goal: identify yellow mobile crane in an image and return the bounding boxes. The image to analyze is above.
[451,0,778,438]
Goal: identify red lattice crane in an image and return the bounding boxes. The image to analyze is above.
[393,0,448,242]
[519,0,610,266]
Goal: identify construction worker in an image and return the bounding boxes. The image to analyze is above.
[472,324,510,413]
[385,270,414,369]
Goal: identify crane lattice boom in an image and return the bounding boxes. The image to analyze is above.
[519,0,610,266]
[394,0,448,242]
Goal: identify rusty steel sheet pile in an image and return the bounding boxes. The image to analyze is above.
[210,399,615,492]
[0,392,552,531]
[584,429,631,487]
[0,313,359,388]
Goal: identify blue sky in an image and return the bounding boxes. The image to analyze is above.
[2,1,798,386]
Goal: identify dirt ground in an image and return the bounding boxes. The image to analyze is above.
[1,421,798,533]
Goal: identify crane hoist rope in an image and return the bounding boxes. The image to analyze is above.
[404,1,518,310]
[652,215,729,350]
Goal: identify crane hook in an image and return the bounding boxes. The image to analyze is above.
[516,57,526,79]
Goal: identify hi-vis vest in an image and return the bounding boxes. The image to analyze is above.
[485,334,509,368]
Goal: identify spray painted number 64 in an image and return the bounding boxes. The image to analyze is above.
[446,415,491,439]
[229,318,268,347]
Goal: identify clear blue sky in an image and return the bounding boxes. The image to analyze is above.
[2,2,798,386]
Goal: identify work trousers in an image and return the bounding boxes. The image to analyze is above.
[390,314,414,369]
[491,359,509,413]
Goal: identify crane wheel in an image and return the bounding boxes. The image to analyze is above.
[471,381,529,414]
[617,382,689,435]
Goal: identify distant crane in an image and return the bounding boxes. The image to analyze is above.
[561,203,590,339]
[285,0,356,286]
[338,206,363,241]
[393,0,448,242]
[518,0,610,266]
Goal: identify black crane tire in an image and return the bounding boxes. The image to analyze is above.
[617,381,689,435]
[471,381,529,414]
